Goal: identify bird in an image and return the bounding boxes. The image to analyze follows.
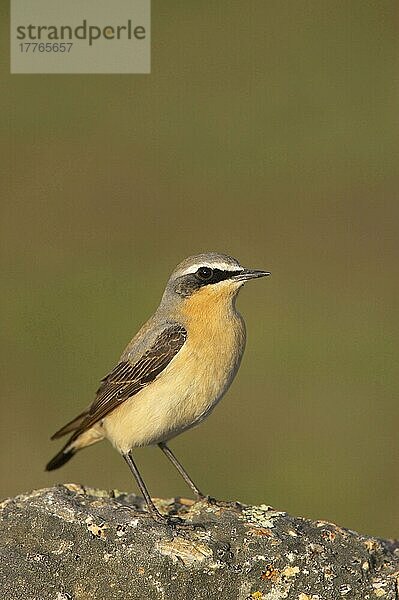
[46,252,270,524]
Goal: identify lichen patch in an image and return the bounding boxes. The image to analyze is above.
[157,537,213,566]
[281,565,300,578]
[85,516,108,540]
[242,505,286,529]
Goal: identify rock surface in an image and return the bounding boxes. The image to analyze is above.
[1,484,398,599]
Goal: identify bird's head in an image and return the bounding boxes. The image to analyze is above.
[160,253,270,317]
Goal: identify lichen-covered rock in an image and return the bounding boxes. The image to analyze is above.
[0,484,398,599]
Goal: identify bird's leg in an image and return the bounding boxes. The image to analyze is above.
[158,442,205,500]
[123,452,166,523]
[123,451,205,530]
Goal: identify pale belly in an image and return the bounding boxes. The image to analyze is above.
[102,322,245,454]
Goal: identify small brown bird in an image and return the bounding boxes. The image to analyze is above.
[47,253,270,523]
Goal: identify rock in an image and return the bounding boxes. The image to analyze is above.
[0,484,398,599]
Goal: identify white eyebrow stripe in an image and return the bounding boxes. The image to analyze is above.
[177,262,244,277]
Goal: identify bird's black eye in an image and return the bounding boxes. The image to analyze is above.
[196,266,213,281]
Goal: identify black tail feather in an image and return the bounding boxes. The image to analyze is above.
[46,447,76,471]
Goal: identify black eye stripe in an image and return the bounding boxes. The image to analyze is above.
[174,268,243,297]
[197,268,242,285]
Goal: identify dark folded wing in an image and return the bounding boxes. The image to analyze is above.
[50,410,89,439]
[76,324,187,435]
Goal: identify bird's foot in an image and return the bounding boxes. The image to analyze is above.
[195,495,242,511]
[217,499,243,511]
[166,516,205,531]
[195,494,217,505]
[148,510,204,531]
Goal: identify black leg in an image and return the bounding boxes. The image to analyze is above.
[123,452,165,522]
[158,442,205,500]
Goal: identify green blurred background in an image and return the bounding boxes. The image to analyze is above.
[1,1,398,538]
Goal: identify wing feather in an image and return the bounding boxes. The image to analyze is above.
[74,324,187,435]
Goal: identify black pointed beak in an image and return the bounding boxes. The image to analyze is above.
[232,269,271,282]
